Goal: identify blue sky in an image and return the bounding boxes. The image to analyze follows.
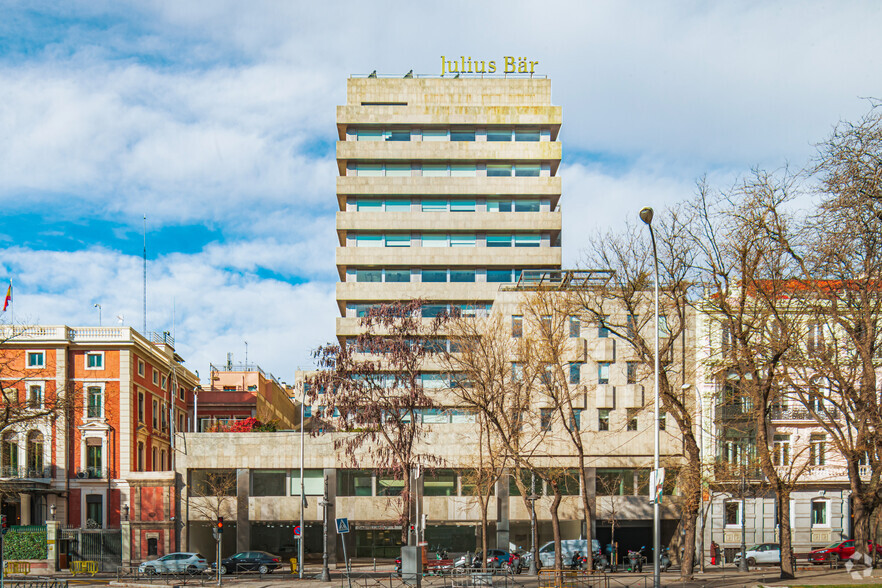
[1,0,880,382]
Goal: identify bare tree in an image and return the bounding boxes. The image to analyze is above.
[308,300,447,543]
[577,214,702,580]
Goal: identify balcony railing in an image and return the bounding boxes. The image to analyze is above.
[0,466,52,479]
[76,467,105,479]
[717,404,753,420]
[769,407,839,421]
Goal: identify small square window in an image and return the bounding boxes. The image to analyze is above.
[598,363,611,385]
[626,408,638,431]
[85,352,103,369]
[598,409,610,431]
[26,352,45,368]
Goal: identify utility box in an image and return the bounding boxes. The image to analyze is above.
[401,546,422,587]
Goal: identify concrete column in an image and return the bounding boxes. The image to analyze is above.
[121,521,132,566]
[324,468,337,565]
[496,471,510,549]
[20,493,32,525]
[46,520,59,570]
[236,469,250,553]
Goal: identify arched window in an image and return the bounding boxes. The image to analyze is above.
[2,434,18,475]
[26,431,44,475]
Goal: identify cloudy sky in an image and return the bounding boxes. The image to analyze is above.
[1,1,880,382]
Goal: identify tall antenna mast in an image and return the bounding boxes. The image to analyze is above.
[143,215,147,335]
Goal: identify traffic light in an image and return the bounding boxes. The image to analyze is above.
[217,517,224,534]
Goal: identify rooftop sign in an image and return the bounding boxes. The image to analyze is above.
[441,55,539,75]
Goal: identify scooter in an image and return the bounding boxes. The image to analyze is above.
[592,549,610,572]
[659,547,672,572]
[626,547,645,573]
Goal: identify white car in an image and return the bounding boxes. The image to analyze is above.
[733,543,780,566]
[139,552,208,575]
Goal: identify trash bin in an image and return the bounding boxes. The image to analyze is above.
[289,558,298,574]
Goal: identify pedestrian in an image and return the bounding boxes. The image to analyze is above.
[710,541,720,566]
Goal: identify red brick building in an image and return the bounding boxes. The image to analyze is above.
[0,325,198,564]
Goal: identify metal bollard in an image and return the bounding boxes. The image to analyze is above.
[373,558,376,572]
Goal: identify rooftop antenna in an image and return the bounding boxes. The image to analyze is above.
[173,297,176,340]
[226,352,233,371]
[143,214,147,335]
[245,341,248,370]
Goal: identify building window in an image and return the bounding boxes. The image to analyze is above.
[569,316,580,338]
[487,234,512,247]
[138,392,145,422]
[773,434,791,466]
[487,199,512,212]
[487,128,512,142]
[568,409,582,432]
[152,447,157,471]
[807,322,825,354]
[514,164,541,177]
[137,442,144,472]
[568,363,582,385]
[337,470,373,497]
[179,386,185,401]
[86,441,102,476]
[512,315,523,338]
[511,363,523,382]
[598,362,611,385]
[626,408,638,431]
[598,409,610,431]
[598,316,610,338]
[515,128,541,142]
[540,409,553,432]
[252,470,287,496]
[85,352,103,369]
[377,474,404,496]
[487,269,513,283]
[26,431,43,475]
[540,315,552,333]
[514,199,541,212]
[385,234,411,247]
[424,469,457,496]
[487,163,512,177]
[86,386,103,419]
[450,129,475,142]
[514,234,541,248]
[724,501,741,526]
[138,360,145,377]
[450,270,475,283]
[810,433,826,465]
[26,352,45,368]
[811,499,829,526]
[357,269,382,282]
[385,269,410,283]
[160,375,168,390]
[152,400,159,429]
[85,494,103,528]
[152,370,159,386]
[28,384,43,409]
[626,362,638,384]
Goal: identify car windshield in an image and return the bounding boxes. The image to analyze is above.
[821,542,842,549]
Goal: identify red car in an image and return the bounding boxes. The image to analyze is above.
[808,540,882,564]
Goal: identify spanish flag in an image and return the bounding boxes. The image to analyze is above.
[2,282,10,312]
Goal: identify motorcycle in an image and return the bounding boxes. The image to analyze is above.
[592,549,610,572]
[626,547,645,573]
[569,552,586,570]
[659,547,671,572]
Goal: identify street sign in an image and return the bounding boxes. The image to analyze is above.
[335,517,350,534]
[649,468,665,505]
[294,525,302,538]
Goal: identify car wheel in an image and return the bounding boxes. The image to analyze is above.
[219,565,228,575]
[747,557,756,567]
[187,565,198,575]
[258,564,269,575]
[145,566,156,575]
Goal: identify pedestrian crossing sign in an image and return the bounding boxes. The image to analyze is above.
[336,517,350,534]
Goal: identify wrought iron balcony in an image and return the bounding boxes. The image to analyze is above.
[76,467,105,479]
[0,466,52,479]
[716,403,753,420]
[769,407,838,421]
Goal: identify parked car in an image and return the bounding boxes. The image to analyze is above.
[139,553,208,575]
[733,543,781,566]
[808,540,882,564]
[537,539,601,569]
[213,551,282,574]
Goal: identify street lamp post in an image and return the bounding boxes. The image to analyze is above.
[299,382,306,579]
[526,493,539,575]
[320,474,332,582]
[639,206,661,588]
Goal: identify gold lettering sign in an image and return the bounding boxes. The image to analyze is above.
[440,56,538,75]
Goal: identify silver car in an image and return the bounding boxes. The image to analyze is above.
[139,552,208,575]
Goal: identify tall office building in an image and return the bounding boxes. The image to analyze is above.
[335,77,562,332]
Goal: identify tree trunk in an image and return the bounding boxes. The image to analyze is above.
[578,462,594,570]
[851,486,874,563]
[778,488,795,579]
[400,473,412,545]
[480,497,489,571]
[678,440,701,580]
[550,491,563,579]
